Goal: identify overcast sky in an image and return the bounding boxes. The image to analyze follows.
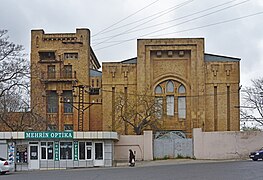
[1,0,263,88]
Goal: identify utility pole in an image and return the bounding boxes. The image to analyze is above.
[61,85,101,131]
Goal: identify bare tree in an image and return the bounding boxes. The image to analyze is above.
[0,90,47,131]
[114,88,162,135]
[241,77,263,127]
[0,29,29,98]
[0,29,47,131]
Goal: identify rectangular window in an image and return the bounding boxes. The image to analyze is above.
[47,124,57,131]
[166,96,174,116]
[41,142,54,160]
[178,97,186,119]
[95,143,103,160]
[155,97,163,119]
[214,86,218,131]
[64,124,73,131]
[60,142,72,160]
[227,86,230,131]
[47,142,54,159]
[79,142,85,160]
[86,142,92,159]
[64,53,78,60]
[79,142,92,160]
[89,88,100,95]
[47,91,58,113]
[47,65,56,79]
[63,65,72,78]
[39,52,55,61]
[41,142,46,160]
[63,91,73,113]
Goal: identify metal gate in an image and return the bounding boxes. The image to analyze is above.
[153,131,193,159]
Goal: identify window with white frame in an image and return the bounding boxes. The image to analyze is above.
[79,141,92,160]
[60,142,72,160]
[41,142,54,160]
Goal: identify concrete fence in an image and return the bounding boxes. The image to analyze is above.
[193,128,263,159]
[114,131,153,161]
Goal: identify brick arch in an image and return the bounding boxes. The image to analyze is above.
[152,74,190,93]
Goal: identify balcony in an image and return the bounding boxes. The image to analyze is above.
[41,71,77,82]
[38,52,62,63]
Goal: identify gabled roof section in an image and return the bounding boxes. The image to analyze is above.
[90,69,102,77]
[121,57,137,64]
[205,53,241,62]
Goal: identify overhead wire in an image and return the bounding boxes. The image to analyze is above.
[94,11,263,51]
[93,0,195,39]
[92,0,161,37]
[92,0,194,46]
[92,0,238,42]
[94,0,250,48]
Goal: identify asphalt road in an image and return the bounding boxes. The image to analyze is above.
[1,160,262,180]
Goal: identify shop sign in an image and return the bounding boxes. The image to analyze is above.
[74,141,78,161]
[25,131,73,139]
[54,141,59,161]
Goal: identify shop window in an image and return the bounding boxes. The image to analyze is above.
[41,142,54,160]
[86,142,92,159]
[79,142,85,160]
[79,141,92,160]
[60,142,72,160]
[16,144,28,163]
[95,143,103,160]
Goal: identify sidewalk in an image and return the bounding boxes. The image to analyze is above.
[115,158,243,167]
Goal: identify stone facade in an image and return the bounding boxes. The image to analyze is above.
[30,29,102,132]
[2,29,239,136]
[102,38,240,136]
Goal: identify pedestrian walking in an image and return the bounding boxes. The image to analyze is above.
[129,149,135,167]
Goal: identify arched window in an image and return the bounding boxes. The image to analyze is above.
[178,84,186,119]
[155,85,162,94]
[178,84,186,94]
[154,80,186,119]
[166,81,174,93]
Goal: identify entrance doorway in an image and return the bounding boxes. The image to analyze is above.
[93,142,104,166]
[28,142,39,169]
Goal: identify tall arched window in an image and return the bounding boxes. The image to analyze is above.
[166,81,175,116]
[178,84,186,119]
[154,81,186,119]
[154,85,163,119]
